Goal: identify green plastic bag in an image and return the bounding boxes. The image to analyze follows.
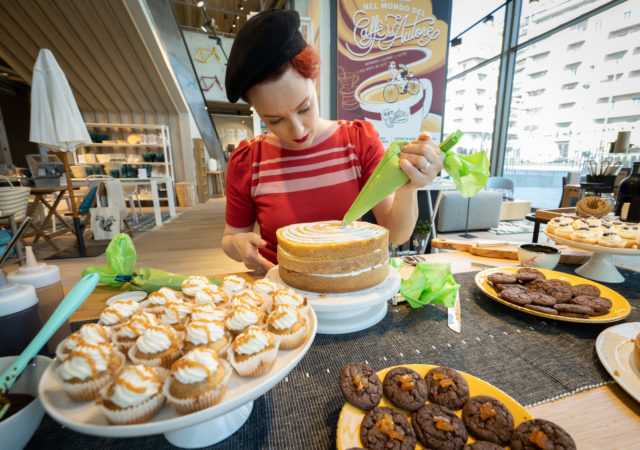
[443,150,490,198]
[400,262,460,309]
[132,267,189,292]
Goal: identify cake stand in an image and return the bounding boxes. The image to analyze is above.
[267,266,401,335]
[38,310,317,449]
[545,231,640,283]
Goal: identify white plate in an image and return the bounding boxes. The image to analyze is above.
[545,231,640,255]
[105,291,148,305]
[38,309,317,447]
[596,322,640,403]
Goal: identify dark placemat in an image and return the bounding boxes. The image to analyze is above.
[28,266,640,450]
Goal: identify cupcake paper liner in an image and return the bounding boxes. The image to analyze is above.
[100,392,165,425]
[164,360,232,414]
[128,346,182,369]
[228,341,280,377]
[59,351,125,401]
[183,334,231,357]
[272,321,308,350]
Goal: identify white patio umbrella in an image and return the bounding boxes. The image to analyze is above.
[29,48,91,255]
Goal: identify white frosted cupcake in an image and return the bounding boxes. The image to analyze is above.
[618,225,638,247]
[572,218,588,230]
[143,288,183,313]
[99,299,141,327]
[587,225,604,239]
[273,288,308,314]
[230,289,262,309]
[572,227,597,244]
[190,285,229,307]
[252,279,279,310]
[228,325,279,377]
[129,325,183,368]
[221,275,247,296]
[225,304,265,336]
[554,225,574,239]
[158,302,192,331]
[598,231,627,248]
[165,347,231,414]
[56,323,112,361]
[191,304,228,322]
[546,217,564,234]
[112,311,157,353]
[180,276,212,297]
[267,306,307,350]
[585,217,602,227]
[99,365,167,424]
[58,342,125,401]
[183,319,231,355]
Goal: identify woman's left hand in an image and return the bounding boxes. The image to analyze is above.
[398,132,443,190]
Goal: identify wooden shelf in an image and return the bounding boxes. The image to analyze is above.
[80,143,163,148]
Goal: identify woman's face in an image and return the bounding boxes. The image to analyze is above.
[247,66,320,149]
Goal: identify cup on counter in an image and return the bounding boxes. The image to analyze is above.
[518,244,561,269]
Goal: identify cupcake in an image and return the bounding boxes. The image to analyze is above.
[571,218,588,230]
[252,279,279,310]
[585,217,602,227]
[58,342,125,401]
[230,289,262,309]
[183,319,231,355]
[56,323,112,361]
[165,347,232,414]
[190,285,229,307]
[112,311,157,353]
[554,225,574,239]
[267,306,307,350]
[221,275,247,296]
[634,332,640,367]
[143,287,183,313]
[572,227,597,244]
[228,325,279,377]
[157,302,192,331]
[191,304,228,322]
[273,288,308,314]
[99,365,167,424]
[180,276,213,297]
[545,217,563,234]
[99,299,141,327]
[598,231,627,248]
[618,225,638,247]
[225,304,265,335]
[588,225,604,239]
[129,325,183,368]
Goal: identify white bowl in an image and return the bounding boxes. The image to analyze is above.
[518,244,561,269]
[0,355,52,449]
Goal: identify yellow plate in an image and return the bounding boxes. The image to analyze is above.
[475,267,632,324]
[336,364,532,450]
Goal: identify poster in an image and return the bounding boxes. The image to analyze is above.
[337,0,452,144]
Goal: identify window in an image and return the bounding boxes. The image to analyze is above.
[631,70,640,78]
[531,51,550,61]
[559,102,575,109]
[456,89,465,95]
[609,23,640,39]
[562,82,578,90]
[557,142,569,158]
[633,96,640,105]
[565,63,580,75]
[556,122,572,128]
[527,88,546,96]
[634,47,640,55]
[605,50,627,62]
[475,104,485,111]
[529,70,547,79]
[477,73,487,81]
[624,10,632,20]
[567,41,585,51]
[477,88,487,95]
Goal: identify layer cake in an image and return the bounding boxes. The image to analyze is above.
[276,221,389,293]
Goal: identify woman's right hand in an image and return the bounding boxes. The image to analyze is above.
[229,232,275,274]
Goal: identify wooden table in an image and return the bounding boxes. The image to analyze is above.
[68,252,640,449]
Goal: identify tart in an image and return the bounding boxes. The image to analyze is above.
[183,319,231,355]
[228,325,279,376]
[129,325,183,368]
[99,299,140,327]
[266,306,307,349]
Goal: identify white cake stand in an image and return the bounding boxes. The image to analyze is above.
[267,266,400,335]
[545,231,640,283]
[38,310,317,449]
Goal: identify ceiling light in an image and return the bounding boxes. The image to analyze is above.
[196,0,204,7]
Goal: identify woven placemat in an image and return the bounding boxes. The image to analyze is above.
[28,267,640,449]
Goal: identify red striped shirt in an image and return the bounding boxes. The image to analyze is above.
[225,119,384,263]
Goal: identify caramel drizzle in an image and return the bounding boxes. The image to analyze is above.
[69,343,111,377]
[172,358,214,379]
[189,320,224,342]
[143,326,179,353]
[163,303,187,323]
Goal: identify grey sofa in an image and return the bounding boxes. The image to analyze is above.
[436,190,502,233]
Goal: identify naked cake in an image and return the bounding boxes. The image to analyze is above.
[276,220,389,293]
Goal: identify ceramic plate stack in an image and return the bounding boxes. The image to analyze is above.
[0,178,30,220]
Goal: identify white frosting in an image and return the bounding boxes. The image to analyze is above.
[136,326,175,355]
[585,217,602,227]
[252,279,278,299]
[619,226,637,240]
[181,276,211,296]
[159,303,191,326]
[600,232,625,245]
[58,343,112,381]
[193,285,226,305]
[146,288,182,306]
[234,326,271,355]
[108,366,162,408]
[173,348,220,384]
[191,304,227,322]
[572,219,588,230]
[572,228,595,241]
[231,289,261,308]
[79,324,111,344]
[555,225,574,238]
[99,300,140,326]
[222,275,247,296]
[273,289,305,308]
[268,306,300,330]
[279,220,385,243]
[186,320,225,345]
[310,262,387,278]
[115,312,157,339]
[226,305,262,331]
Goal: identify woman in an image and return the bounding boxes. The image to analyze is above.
[222,10,443,274]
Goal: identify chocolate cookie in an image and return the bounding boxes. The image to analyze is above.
[499,288,533,306]
[525,304,559,315]
[542,280,573,302]
[464,442,505,450]
[382,367,428,411]
[488,273,517,286]
[510,419,576,450]
[528,292,557,307]
[570,295,612,315]
[462,396,514,445]
[571,284,600,298]
[526,279,547,293]
[516,268,545,283]
[412,403,468,450]
[554,303,593,315]
[425,366,470,410]
[360,407,417,450]
[340,363,382,410]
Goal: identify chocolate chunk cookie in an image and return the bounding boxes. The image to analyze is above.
[340,363,382,410]
[382,367,428,411]
[528,292,557,307]
[425,366,470,410]
[499,288,533,306]
[462,396,514,445]
[571,284,600,298]
[464,442,505,450]
[510,419,576,450]
[570,295,612,315]
[554,303,593,315]
[360,407,417,450]
[542,280,573,302]
[525,304,559,315]
[488,273,518,286]
[516,268,545,283]
[412,403,468,450]
[526,279,547,293]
